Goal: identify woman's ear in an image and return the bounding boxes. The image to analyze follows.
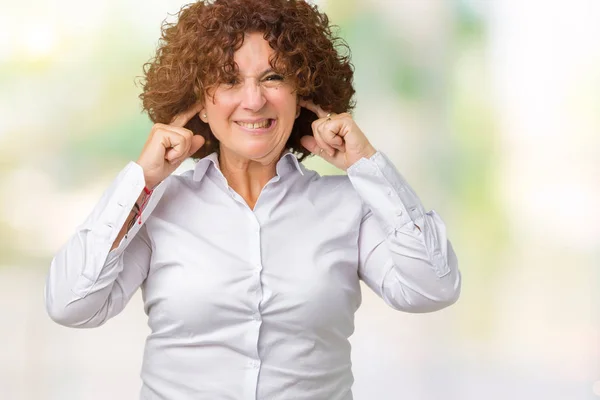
[199,107,208,123]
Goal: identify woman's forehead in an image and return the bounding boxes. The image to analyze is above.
[232,33,276,74]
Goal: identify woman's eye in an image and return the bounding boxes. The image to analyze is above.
[265,74,284,82]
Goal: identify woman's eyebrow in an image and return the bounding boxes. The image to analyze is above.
[258,68,276,78]
[239,68,275,78]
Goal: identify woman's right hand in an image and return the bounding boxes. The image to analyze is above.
[136,103,206,189]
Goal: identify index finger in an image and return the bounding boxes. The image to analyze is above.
[170,102,203,127]
[299,99,329,119]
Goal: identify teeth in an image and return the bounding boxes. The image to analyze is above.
[238,120,270,129]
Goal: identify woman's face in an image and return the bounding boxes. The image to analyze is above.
[200,32,300,164]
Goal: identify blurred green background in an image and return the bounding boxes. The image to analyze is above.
[1,0,598,399]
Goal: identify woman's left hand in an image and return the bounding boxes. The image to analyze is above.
[299,100,376,171]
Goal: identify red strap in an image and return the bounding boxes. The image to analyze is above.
[138,187,154,224]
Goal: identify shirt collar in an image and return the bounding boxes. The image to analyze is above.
[192,152,220,182]
[192,150,304,183]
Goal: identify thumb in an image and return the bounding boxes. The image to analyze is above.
[300,135,319,155]
[188,135,206,156]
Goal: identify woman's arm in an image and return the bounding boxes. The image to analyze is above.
[297,101,460,312]
[348,151,461,312]
[45,162,163,327]
[45,102,205,328]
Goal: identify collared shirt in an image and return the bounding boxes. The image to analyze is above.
[45,151,461,400]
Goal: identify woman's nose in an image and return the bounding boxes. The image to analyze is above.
[240,81,266,111]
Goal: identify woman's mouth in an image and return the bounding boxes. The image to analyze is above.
[235,118,276,133]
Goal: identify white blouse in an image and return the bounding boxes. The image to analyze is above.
[45,151,461,400]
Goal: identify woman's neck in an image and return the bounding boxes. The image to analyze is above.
[218,147,281,210]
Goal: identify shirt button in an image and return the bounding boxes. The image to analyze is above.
[252,313,261,321]
[249,360,260,369]
[396,210,403,216]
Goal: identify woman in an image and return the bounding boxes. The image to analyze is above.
[45,0,461,399]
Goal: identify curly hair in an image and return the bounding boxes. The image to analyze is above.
[139,0,355,160]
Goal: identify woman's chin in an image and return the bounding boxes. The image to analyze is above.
[224,142,282,162]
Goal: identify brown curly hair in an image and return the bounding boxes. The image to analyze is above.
[139,0,355,161]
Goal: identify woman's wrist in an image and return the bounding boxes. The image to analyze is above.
[359,145,377,160]
[346,145,377,168]
[143,176,160,191]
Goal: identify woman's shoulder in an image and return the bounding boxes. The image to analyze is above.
[298,168,365,221]
[312,172,352,190]
[151,168,196,203]
[301,166,361,201]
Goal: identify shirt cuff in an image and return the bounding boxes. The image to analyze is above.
[104,163,169,259]
[85,162,165,264]
[347,151,426,235]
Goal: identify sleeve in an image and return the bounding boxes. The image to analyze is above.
[347,151,461,313]
[44,162,167,328]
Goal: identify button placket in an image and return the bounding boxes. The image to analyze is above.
[247,214,264,366]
